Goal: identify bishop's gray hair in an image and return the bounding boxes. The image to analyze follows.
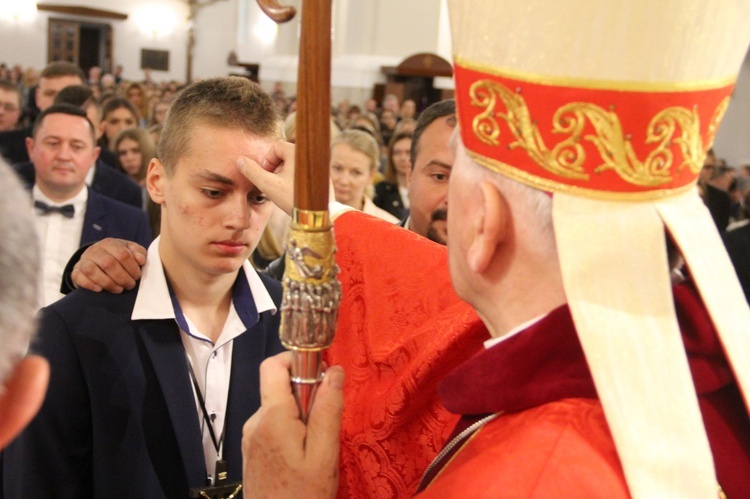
[0,159,39,386]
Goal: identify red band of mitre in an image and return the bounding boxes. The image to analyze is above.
[454,59,735,200]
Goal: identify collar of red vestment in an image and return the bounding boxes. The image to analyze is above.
[438,281,735,416]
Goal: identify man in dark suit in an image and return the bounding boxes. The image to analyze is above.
[5,77,286,498]
[13,84,143,208]
[17,104,150,307]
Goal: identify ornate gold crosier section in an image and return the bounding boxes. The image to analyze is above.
[280,209,341,351]
[468,79,730,189]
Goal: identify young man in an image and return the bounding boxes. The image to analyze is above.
[5,77,286,497]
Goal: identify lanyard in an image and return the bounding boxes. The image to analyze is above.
[186,359,225,457]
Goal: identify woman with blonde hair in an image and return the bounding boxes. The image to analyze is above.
[330,129,399,223]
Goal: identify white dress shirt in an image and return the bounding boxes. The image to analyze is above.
[32,185,88,308]
[131,237,277,484]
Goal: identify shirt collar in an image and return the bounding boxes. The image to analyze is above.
[85,163,95,186]
[132,237,277,327]
[483,313,547,350]
[32,183,88,213]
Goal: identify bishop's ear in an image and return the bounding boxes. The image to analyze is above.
[466,180,509,273]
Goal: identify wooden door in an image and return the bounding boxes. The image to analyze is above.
[47,19,113,72]
[48,19,80,64]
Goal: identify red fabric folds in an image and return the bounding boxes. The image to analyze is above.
[326,212,489,498]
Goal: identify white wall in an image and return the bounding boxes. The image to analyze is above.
[3,0,745,161]
[233,0,447,103]
[713,49,750,167]
[0,0,189,82]
[192,0,239,80]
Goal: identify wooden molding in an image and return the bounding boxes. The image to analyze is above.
[36,3,128,20]
[382,53,453,78]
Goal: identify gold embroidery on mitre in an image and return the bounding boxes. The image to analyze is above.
[469,79,729,188]
[471,80,588,181]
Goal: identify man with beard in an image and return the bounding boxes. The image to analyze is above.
[401,99,454,245]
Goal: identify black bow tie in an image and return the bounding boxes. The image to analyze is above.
[34,200,75,218]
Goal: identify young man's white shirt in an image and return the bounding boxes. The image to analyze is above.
[131,237,276,484]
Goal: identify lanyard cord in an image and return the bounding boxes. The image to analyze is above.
[186,358,225,456]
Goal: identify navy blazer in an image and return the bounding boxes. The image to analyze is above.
[0,126,32,165]
[57,189,152,295]
[13,160,143,209]
[81,189,152,247]
[4,275,284,498]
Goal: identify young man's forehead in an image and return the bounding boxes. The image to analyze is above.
[167,123,274,171]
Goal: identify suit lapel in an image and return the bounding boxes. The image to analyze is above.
[139,320,207,487]
[80,189,107,245]
[224,324,268,481]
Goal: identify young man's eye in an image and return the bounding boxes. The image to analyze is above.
[250,194,268,205]
[432,173,448,181]
[202,189,223,199]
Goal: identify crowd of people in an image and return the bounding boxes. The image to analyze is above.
[1,60,444,274]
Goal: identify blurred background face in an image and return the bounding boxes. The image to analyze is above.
[392,137,412,176]
[330,142,373,210]
[116,137,143,177]
[36,75,84,112]
[101,107,137,142]
[154,102,170,124]
[127,86,144,108]
[381,111,397,131]
[0,88,21,131]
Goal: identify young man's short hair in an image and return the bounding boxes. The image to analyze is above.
[40,61,86,83]
[32,104,96,142]
[158,77,284,174]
